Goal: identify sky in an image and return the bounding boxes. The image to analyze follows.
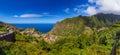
[0,0,120,23]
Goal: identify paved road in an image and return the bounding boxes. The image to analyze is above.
[110,37,119,55]
[0,30,15,42]
[0,31,15,37]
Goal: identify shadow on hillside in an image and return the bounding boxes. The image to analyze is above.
[0,48,6,55]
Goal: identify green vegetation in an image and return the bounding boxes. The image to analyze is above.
[0,27,7,32]
[0,14,120,55]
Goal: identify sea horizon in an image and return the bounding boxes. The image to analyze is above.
[11,23,55,33]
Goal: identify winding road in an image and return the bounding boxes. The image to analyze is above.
[0,31,15,42]
[110,36,120,55]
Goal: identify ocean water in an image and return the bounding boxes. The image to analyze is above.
[11,23,55,33]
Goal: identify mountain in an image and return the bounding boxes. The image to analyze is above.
[43,14,120,55]
[50,16,89,36]
[0,14,120,55]
[95,13,120,23]
[49,14,120,36]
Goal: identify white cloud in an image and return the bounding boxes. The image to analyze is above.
[74,0,120,16]
[13,13,59,18]
[96,0,120,15]
[64,8,70,13]
[13,14,42,18]
[88,0,96,3]
[13,15,19,17]
[85,6,97,15]
[73,4,89,14]
[20,14,41,18]
[74,8,79,13]
[86,0,120,15]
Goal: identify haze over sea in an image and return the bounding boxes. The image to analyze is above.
[11,23,55,33]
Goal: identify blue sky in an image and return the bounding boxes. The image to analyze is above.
[0,0,89,23]
[0,0,119,23]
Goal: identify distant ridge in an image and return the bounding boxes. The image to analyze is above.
[49,13,120,36]
[94,13,120,23]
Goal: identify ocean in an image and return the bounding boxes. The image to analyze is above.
[11,23,55,33]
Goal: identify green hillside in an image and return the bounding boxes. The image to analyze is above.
[0,14,120,55]
[50,14,120,36]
